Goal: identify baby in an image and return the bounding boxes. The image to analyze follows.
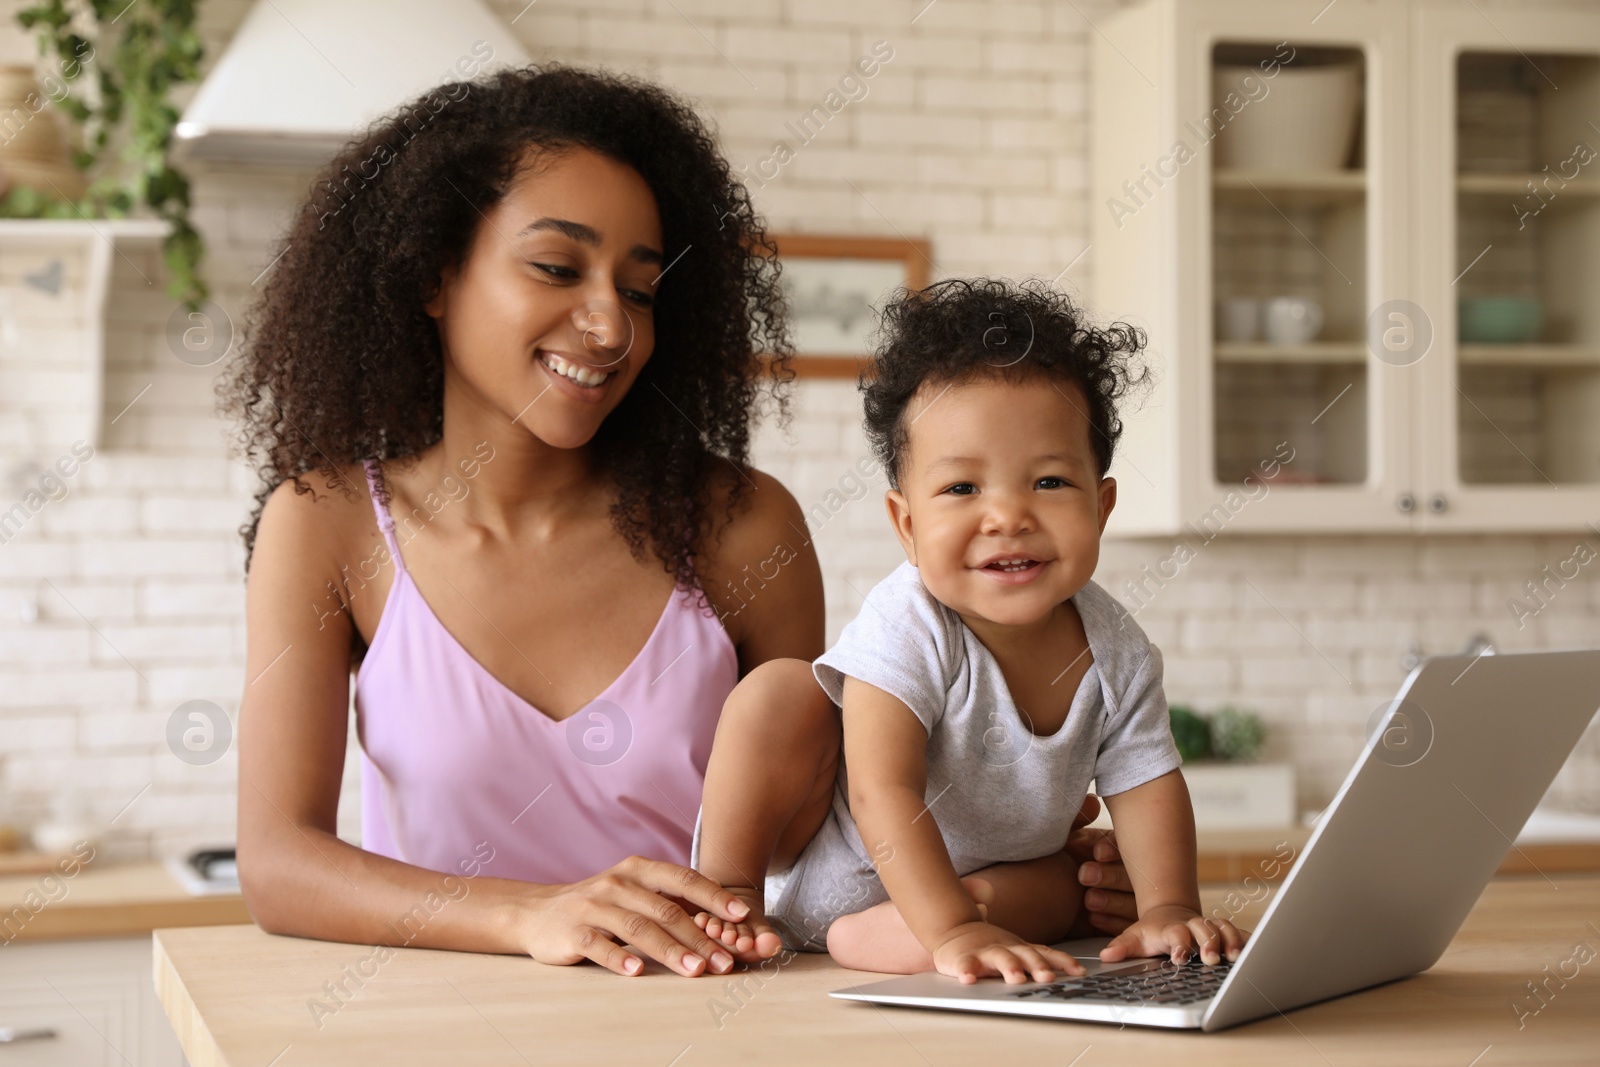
[691,277,1249,984]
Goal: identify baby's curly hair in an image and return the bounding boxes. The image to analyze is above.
[861,277,1147,490]
[220,62,794,593]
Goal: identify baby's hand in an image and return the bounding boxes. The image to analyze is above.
[931,921,1086,985]
[1099,906,1249,966]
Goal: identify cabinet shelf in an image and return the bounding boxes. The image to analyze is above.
[1215,341,1366,364]
[1459,343,1600,366]
[1456,173,1600,196]
[1213,168,1366,207]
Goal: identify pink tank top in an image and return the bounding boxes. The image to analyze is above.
[353,459,739,885]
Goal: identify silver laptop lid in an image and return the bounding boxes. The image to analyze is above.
[1203,649,1600,1031]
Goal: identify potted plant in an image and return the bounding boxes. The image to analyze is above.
[5,0,207,307]
[1170,705,1297,829]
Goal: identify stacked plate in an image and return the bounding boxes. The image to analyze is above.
[0,65,88,203]
[1458,87,1538,172]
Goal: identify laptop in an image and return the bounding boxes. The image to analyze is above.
[830,648,1600,1031]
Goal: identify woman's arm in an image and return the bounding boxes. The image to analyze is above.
[237,473,749,977]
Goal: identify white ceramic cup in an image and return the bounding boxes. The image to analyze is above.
[1216,298,1261,342]
[1263,296,1323,345]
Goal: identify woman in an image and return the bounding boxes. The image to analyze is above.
[224,63,1139,979]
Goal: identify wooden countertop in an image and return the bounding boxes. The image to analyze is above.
[0,861,250,942]
[5,829,1591,944]
[1192,825,1600,882]
[154,875,1600,1066]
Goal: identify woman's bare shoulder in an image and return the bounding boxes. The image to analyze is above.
[254,461,376,582]
[696,464,824,660]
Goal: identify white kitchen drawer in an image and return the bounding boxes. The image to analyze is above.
[0,937,184,1066]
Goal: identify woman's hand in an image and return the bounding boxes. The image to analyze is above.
[1064,794,1139,937]
[520,856,754,977]
[931,920,1086,985]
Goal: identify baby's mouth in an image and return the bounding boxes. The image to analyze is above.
[983,559,1042,573]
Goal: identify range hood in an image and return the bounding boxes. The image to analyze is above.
[174,0,530,166]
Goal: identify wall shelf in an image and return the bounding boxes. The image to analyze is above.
[0,218,171,450]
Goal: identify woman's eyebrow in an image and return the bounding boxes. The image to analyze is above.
[516,217,663,265]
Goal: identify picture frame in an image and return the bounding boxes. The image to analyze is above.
[762,234,932,379]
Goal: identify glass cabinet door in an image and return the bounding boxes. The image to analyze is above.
[1210,42,1370,490]
[1455,51,1600,488]
[1418,5,1600,529]
[1094,1,1410,534]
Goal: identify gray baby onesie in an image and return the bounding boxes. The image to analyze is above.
[695,560,1182,952]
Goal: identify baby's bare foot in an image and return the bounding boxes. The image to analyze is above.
[827,876,994,974]
[692,885,783,963]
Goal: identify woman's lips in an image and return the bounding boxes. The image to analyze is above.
[538,350,615,404]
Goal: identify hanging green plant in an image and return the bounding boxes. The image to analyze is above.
[7,0,207,308]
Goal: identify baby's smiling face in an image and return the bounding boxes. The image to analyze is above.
[883,372,1117,632]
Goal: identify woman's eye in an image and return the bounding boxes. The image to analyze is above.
[620,289,655,308]
[531,262,578,280]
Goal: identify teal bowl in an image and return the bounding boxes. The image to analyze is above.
[1458,297,1542,344]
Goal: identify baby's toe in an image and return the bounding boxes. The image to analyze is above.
[754,928,784,958]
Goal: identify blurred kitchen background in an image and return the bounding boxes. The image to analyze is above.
[0,0,1597,869]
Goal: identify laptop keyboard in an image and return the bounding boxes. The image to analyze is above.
[1008,956,1233,1006]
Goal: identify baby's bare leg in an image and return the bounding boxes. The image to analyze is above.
[827,877,996,974]
[696,658,840,961]
[827,850,1087,973]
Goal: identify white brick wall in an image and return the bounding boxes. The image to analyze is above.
[0,0,1593,861]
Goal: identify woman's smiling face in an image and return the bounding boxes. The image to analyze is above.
[425,145,664,450]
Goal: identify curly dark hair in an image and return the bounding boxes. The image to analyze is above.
[219,62,794,595]
[861,277,1147,490]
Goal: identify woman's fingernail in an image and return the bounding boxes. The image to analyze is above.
[624,957,641,974]
[711,951,734,972]
[1085,889,1105,908]
[1079,864,1100,886]
[728,900,750,918]
[683,953,704,972]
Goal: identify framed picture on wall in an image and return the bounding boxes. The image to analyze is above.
[764,234,932,379]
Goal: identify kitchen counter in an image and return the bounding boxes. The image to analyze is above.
[154,875,1600,1066]
[0,861,250,942]
[1191,824,1600,882]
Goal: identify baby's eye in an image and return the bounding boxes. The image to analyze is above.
[1038,477,1069,489]
[944,483,976,496]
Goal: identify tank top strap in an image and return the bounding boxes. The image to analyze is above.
[361,458,407,573]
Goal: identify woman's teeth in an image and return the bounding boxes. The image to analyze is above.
[542,351,612,388]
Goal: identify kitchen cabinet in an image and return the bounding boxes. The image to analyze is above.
[0,937,184,1066]
[1090,0,1600,534]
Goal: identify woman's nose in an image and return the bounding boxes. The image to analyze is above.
[572,297,635,367]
